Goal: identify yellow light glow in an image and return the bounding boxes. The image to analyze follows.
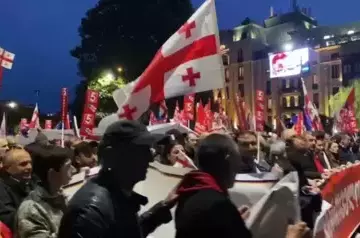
[117,67,123,73]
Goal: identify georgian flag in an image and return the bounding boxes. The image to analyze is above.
[301,78,323,131]
[0,48,15,69]
[29,103,41,129]
[98,0,224,131]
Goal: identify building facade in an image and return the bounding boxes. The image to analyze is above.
[217,4,360,128]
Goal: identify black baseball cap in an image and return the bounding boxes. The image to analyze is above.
[100,120,167,148]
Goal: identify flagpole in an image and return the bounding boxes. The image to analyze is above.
[61,122,64,148]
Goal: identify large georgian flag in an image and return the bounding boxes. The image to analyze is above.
[98,0,224,130]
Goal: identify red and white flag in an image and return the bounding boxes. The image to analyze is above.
[195,101,207,134]
[183,94,195,120]
[29,104,40,129]
[109,0,223,123]
[44,120,52,129]
[0,48,15,70]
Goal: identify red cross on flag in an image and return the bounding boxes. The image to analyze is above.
[109,0,223,123]
[0,48,15,69]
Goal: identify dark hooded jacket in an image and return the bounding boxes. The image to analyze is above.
[175,171,252,238]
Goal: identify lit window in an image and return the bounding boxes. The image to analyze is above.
[238,66,244,78]
[323,35,334,40]
[351,35,360,41]
[285,79,290,88]
[348,30,355,35]
[294,96,299,107]
[268,98,272,109]
[286,96,290,107]
[326,41,336,46]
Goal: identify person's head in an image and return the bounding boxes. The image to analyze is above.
[237,131,257,156]
[340,133,351,148]
[161,142,185,165]
[98,120,166,189]
[165,129,186,146]
[287,135,308,153]
[315,139,325,154]
[186,133,198,149]
[29,145,73,192]
[302,132,316,151]
[0,138,9,157]
[328,142,339,155]
[3,148,32,181]
[88,141,99,155]
[313,131,325,142]
[73,142,97,172]
[196,133,240,189]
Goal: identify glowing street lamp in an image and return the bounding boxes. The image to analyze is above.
[117,67,123,73]
[283,43,293,51]
[7,101,17,109]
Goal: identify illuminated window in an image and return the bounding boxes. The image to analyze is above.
[290,96,295,107]
[326,41,336,46]
[294,95,299,107]
[268,98,272,109]
[286,96,290,107]
[238,66,244,80]
[286,79,290,88]
[225,68,230,82]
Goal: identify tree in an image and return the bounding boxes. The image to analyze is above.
[71,0,194,116]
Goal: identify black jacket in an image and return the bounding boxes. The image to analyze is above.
[338,146,355,163]
[288,151,327,179]
[175,171,252,238]
[0,173,35,231]
[58,172,172,238]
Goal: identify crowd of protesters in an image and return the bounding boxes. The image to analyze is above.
[0,120,358,238]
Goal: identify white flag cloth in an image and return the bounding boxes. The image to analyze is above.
[0,113,6,137]
[29,103,41,129]
[0,48,15,69]
[99,0,224,130]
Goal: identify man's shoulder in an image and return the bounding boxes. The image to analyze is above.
[66,179,114,217]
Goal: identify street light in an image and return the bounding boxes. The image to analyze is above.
[117,67,123,73]
[283,43,293,51]
[7,101,17,109]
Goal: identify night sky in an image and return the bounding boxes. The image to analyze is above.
[0,0,359,112]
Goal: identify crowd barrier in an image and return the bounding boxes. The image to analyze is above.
[315,164,360,238]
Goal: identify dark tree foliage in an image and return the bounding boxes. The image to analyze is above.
[71,0,194,117]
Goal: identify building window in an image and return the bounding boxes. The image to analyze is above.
[331,65,340,78]
[237,49,243,62]
[290,96,295,107]
[355,62,360,72]
[351,35,360,41]
[332,87,339,95]
[225,68,230,82]
[312,75,319,90]
[282,79,286,89]
[286,79,290,88]
[266,80,271,95]
[313,93,319,108]
[282,97,287,107]
[294,95,299,107]
[330,53,339,60]
[222,55,229,65]
[238,84,244,97]
[238,66,244,80]
[344,64,352,74]
[326,41,336,46]
[285,96,290,107]
[267,98,272,110]
[226,87,230,99]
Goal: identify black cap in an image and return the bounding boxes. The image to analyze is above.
[100,120,166,148]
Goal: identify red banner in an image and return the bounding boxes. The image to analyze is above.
[315,165,360,238]
[255,90,265,132]
[80,89,99,137]
[335,88,358,134]
[195,102,206,134]
[61,88,68,124]
[44,120,52,129]
[183,94,195,121]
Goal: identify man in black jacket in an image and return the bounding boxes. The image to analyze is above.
[58,120,176,238]
[0,148,34,231]
[175,133,252,238]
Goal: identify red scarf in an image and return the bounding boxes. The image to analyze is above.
[314,154,324,173]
